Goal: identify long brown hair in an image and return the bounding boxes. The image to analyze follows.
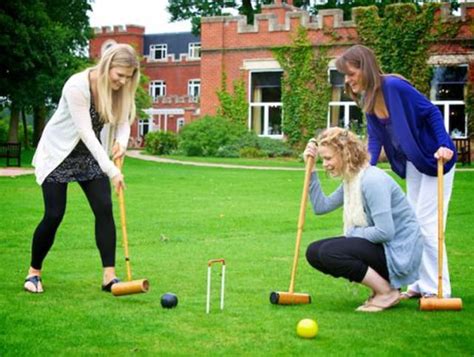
[95,44,140,125]
[335,45,388,118]
[316,127,369,180]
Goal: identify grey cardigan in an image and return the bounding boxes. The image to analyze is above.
[309,166,423,289]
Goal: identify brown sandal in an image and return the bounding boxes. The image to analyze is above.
[356,297,400,312]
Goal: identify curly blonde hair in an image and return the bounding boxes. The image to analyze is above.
[316,127,369,180]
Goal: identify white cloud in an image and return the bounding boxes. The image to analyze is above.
[88,0,192,34]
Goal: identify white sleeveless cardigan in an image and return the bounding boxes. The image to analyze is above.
[33,69,130,185]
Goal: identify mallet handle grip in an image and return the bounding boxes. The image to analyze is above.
[115,157,133,282]
[437,159,444,299]
[289,156,314,293]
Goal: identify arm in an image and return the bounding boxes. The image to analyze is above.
[309,172,343,215]
[113,119,131,159]
[416,91,451,148]
[367,115,382,166]
[64,85,120,179]
[346,175,395,243]
[386,78,453,161]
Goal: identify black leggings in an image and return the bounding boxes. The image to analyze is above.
[30,177,116,269]
[306,237,389,283]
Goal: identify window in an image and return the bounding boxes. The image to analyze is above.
[138,119,150,137]
[149,80,166,100]
[431,66,467,101]
[188,42,201,59]
[249,71,283,137]
[150,44,167,61]
[430,65,468,137]
[101,40,117,55]
[188,79,201,98]
[177,118,185,132]
[328,69,363,135]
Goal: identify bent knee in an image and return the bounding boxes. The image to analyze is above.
[306,241,326,269]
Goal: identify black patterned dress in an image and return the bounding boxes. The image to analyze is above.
[45,100,108,183]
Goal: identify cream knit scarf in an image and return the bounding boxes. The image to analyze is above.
[343,166,369,233]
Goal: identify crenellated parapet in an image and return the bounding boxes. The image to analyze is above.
[201,2,474,34]
[89,25,145,59]
[93,25,145,35]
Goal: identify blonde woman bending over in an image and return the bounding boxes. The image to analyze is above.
[304,128,423,312]
[24,44,140,293]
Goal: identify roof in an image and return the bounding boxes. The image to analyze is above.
[143,32,201,59]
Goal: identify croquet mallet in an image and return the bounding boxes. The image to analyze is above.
[419,158,462,311]
[270,155,314,305]
[111,158,149,296]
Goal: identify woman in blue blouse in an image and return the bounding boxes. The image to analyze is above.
[335,45,457,299]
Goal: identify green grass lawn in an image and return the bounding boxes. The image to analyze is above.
[1,157,472,355]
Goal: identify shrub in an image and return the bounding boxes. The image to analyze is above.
[239,147,267,158]
[178,115,246,157]
[0,120,8,142]
[256,137,295,157]
[145,131,178,155]
[216,145,240,158]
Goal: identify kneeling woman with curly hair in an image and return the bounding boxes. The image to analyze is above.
[303,128,423,312]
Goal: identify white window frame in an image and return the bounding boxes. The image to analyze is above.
[249,102,283,138]
[248,70,283,138]
[150,44,167,61]
[432,100,467,138]
[149,80,166,100]
[188,42,201,59]
[138,118,151,137]
[188,79,201,98]
[177,118,185,132]
[327,101,360,128]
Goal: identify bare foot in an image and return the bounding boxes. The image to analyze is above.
[356,289,400,312]
[370,289,400,308]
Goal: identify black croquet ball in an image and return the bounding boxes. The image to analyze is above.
[161,293,178,308]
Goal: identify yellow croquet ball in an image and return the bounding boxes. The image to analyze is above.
[296,318,318,339]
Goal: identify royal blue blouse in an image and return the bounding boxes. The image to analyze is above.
[366,75,456,178]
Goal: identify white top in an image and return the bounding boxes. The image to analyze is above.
[32,69,130,185]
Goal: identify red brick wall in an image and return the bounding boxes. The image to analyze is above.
[89,2,473,142]
[145,61,200,96]
[89,25,145,60]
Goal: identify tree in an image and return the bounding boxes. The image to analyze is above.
[0,0,92,145]
[273,27,331,148]
[167,0,310,35]
[312,0,459,20]
[216,72,248,128]
[136,73,153,121]
[354,3,460,96]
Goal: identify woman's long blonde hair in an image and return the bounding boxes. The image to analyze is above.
[316,127,369,180]
[335,45,388,118]
[95,44,140,125]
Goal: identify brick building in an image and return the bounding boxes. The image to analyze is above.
[90,27,201,146]
[90,0,474,149]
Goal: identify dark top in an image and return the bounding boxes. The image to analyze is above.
[366,75,457,178]
[44,101,107,183]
